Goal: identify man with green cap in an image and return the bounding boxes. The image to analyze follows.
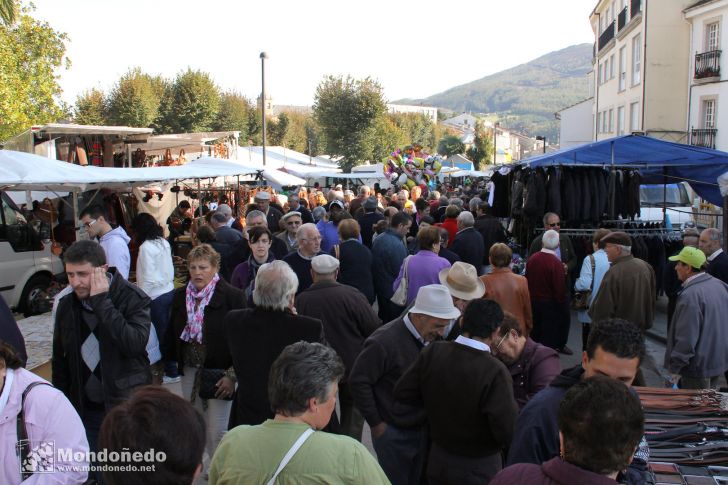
[665,246,728,389]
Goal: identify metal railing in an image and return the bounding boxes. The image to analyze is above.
[695,50,721,79]
[598,21,615,51]
[631,0,641,18]
[618,7,627,31]
[690,128,717,149]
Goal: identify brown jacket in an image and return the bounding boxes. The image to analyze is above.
[589,254,656,330]
[481,267,533,336]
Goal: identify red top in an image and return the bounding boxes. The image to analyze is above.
[438,218,459,248]
[526,251,567,303]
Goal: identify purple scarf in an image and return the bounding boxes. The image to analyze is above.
[181,274,220,344]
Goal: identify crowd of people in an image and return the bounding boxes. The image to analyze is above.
[1,180,728,485]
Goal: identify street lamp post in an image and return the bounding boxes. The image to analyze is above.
[260,52,268,166]
[493,122,500,164]
[536,135,547,154]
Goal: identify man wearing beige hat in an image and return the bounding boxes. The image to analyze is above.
[349,284,460,485]
[252,191,283,232]
[589,231,656,332]
[437,261,486,340]
[664,246,728,389]
[296,255,381,440]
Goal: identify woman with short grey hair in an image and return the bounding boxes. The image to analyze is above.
[210,342,389,483]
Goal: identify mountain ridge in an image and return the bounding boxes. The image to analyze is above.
[396,43,593,141]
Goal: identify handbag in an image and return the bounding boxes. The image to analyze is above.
[198,368,233,401]
[390,256,411,306]
[17,382,53,480]
[571,254,595,311]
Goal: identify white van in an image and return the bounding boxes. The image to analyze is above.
[639,182,695,229]
[0,191,63,315]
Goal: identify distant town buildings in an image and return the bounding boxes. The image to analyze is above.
[386,104,438,123]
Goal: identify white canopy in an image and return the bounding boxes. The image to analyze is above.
[0,150,257,191]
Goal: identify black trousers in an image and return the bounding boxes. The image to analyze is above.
[427,442,502,485]
[530,300,570,350]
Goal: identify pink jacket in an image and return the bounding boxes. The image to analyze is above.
[1,367,88,484]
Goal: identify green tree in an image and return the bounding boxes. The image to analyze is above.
[312,75,387,171]
[465,120,493,169]
[369,115,407,164]
[268,112,289,146]
[213,92,254,143]
[156,69,220,133]
[106,68,164,127]
[0,9,69,140]
[73,88,107,125]
[391,113,436,151]
[1,0,16,25]
[437,134,465,157]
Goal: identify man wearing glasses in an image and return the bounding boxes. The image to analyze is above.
[528,212,577,278]
[79,205,131,279]
[277,211,302,253]
[283,223,324,294]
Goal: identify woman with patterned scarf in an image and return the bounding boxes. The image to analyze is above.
[230,226,276,305]
[169,244,245,469]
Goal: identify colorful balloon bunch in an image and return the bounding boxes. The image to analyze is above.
[384,144,443,191]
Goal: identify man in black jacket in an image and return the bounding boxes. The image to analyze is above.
[357,196,384,248]
[395,299,517,485]
[450,211,485,275]
[296,255,380,440]
[700,228,728,284]
[507,318,650,485]
[349,284,460,485]
[53,240,151,461]
[474,202,507,270]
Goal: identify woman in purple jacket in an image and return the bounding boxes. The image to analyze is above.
[491,376,644,485]
[393,225,451,306]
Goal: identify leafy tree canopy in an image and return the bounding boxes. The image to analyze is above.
[156,69,220,134]
[0,6,69,140]
[106,67,165,127]
[73,88,107,125]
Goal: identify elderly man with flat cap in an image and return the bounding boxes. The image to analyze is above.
[589,231,656,333]
[296,255,381,441]
[251,191,283,232]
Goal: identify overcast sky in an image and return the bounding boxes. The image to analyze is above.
[32,0,595,107]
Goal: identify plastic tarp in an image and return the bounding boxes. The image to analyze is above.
[0,151,257,191]
[517,135,728,206]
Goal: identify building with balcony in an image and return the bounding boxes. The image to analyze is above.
[591,0,692,142]
[685,0,728,150]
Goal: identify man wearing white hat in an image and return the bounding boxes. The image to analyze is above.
[349,284,460,485]
[395,299,517,484]
[296,255,381,441]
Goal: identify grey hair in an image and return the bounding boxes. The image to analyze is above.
[468,197,482,212]
[457,211,475,227]
[543,212,559,226]
[217,204,232,217]
[253,261,298,311]
[296,223,318,243]
[617,244,632,254]
[542,229,560,250]
[312,206,326,223]
[246,210,266,225]
[359,185,370,196]
[704,227,723,244]
[210,212,227,225]
[268,342,345,417]
[449,198,464,209]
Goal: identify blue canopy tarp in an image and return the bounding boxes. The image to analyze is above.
[518,135,728,205]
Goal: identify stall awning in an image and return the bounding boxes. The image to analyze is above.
[0,151,256,191]
[517,135,728,206]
